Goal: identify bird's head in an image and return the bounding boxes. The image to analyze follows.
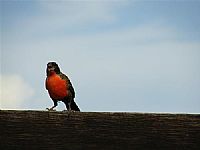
[46,62,60,76]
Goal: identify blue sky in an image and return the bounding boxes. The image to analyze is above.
[1,0,200,113]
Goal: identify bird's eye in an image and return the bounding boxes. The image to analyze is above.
[48,65,52,68]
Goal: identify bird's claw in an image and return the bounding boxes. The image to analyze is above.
[62,109,76,112]
[46,108,56,111]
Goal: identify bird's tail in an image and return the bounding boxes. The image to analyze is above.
[71,100,80,111]
[63,98,80,111]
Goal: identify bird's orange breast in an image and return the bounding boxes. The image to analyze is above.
[46,74,68,100]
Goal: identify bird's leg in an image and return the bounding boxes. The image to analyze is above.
[62,98,70,118]
[46,100,57,111]
[62,98,72,114]
[68,100,72,112]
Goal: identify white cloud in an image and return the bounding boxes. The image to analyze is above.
[0,74,34,109]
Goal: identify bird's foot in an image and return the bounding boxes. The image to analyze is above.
[62,109,75,118]
[46,108,56,111]
[62,109,76,112]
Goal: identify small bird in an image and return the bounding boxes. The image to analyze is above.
[45,62,80,111]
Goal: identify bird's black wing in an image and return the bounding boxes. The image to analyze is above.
[59,73,75,98]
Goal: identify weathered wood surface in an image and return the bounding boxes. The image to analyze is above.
[0,110,200,150]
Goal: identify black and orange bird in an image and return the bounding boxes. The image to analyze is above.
[45,62,80,111]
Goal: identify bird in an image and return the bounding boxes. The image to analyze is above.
[45,62,80,111]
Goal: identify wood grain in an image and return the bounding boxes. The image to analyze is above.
[0,110,200,150]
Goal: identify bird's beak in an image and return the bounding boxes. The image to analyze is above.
[47,67,55,72]
[48,68,53,72]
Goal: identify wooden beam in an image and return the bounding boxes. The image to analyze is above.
[0,110,200,149]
